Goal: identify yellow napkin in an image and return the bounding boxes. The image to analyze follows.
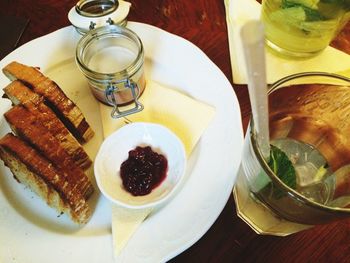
[225,0,350,84]
[100,80,215,256]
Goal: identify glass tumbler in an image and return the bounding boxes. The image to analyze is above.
[261,0,350,57]
[236,72,350,235]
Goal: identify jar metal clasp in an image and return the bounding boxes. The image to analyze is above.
[105,79,144,118]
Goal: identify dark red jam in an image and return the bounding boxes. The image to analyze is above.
[120,146,168,196]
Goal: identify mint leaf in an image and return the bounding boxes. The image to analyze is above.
[303,7,325,20]
[261,145,297,199]
[281,0,325,21]
[268,145,297,190]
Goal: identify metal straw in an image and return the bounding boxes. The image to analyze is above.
[241,20,270,160]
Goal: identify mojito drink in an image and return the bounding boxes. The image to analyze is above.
[261,0,350,56]
[241,73,350,225]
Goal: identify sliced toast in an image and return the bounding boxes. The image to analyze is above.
[4,105,94,200]
[0,133,91,224]
[2,61,94,143]
[3,80,92,170]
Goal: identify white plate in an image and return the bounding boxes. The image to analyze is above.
[0,22,244,263]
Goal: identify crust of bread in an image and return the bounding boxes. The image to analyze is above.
[4,105,94,200]
[3,80,92,170]
[2,61,94,142]
[0,133,91,224]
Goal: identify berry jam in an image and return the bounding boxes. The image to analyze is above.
[120,146,168,196]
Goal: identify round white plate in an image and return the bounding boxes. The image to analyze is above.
[0,22,244,263]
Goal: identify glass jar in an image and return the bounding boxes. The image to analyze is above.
[76,24,145,118]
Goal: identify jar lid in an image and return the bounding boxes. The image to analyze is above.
[68,0,131,34]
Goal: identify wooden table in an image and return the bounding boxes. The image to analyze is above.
[1,1,350,262]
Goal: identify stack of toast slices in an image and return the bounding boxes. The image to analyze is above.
[0,61,95,224]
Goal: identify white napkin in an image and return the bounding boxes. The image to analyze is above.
[100,80,215,257]
[111,206,152,256]
[225,0,350,84]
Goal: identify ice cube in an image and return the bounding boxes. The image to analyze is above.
[295,162,318,186]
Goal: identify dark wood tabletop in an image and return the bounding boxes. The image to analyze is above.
[1,0,350,262]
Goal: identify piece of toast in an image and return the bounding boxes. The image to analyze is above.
[4,105,94,200]
[0,133,91,224]
[3,80,92,170]
[2,61,94,143]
